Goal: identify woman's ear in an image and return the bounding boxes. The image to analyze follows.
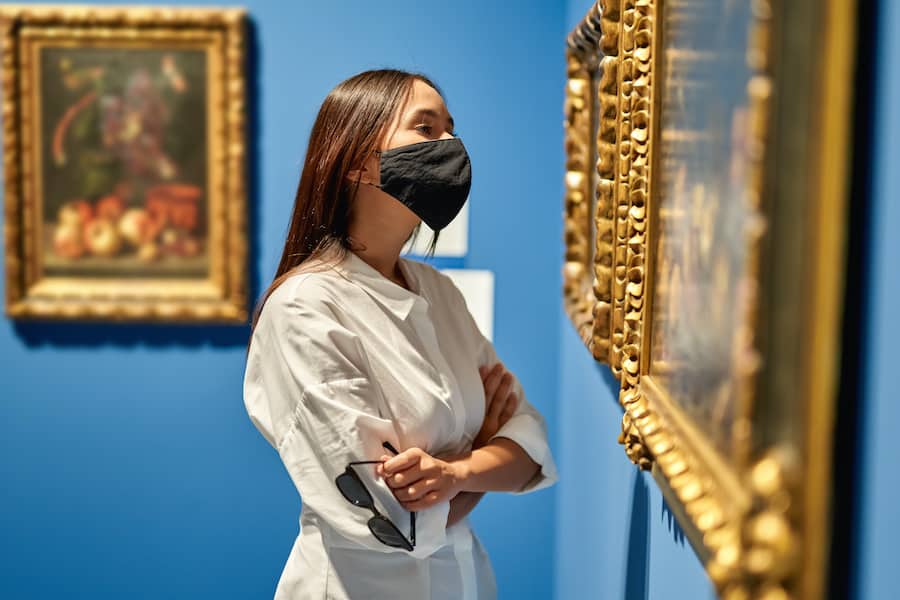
[346,165,373,185]
[347,155,380,186]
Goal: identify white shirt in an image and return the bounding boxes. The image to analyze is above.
[243,250,559,600]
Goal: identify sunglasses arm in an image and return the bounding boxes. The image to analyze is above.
[342,457,417,550]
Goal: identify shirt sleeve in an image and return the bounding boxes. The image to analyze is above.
[438,271,560,496]
[243,276,450,558]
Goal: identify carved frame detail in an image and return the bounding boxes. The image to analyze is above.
[563,2,617,366]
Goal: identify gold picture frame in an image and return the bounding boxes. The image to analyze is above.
[563,3,618,369]
[566,0,859,597]
[1,5,248,323]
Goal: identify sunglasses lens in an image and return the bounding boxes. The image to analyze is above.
[336,471,374,508]
[369,516,413,551]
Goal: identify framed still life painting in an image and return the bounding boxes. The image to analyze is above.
[564,0,859,598]
[1,5,248,322]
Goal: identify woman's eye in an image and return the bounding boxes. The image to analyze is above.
[415,124,433,134]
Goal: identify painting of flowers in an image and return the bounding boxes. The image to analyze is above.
[1,7,247,322]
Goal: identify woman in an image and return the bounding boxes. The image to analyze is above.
[243,69,558,600]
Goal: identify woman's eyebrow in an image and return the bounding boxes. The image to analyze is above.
[410,107,455,133]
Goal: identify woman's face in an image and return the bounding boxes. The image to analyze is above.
[346,78,457,241]
[356,78,456,185]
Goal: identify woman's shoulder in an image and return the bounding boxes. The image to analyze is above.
[261,261,354,326]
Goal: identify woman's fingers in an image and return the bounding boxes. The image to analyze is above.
[385,470,425,490]
[393,476,439,502]
[494,372,513,406]
[486,374,512,422]
[482,363,506,400]
[500,392,518,422]
[472,362,521,451]
[382,447,423,474]
[401,490,443,511]
[479,363,501,381]
[374,449,461,510]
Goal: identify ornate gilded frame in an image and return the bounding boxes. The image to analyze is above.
[566,0,858,597]
[563,3,618,368]
[1,5,248,323]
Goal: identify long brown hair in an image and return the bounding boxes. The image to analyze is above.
[247,69,443,347]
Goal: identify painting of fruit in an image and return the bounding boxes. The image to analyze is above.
[1,7,247,322]
[39,46,208,278]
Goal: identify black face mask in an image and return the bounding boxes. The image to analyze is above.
[371,137,472,231]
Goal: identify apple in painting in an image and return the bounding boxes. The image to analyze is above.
[118,208,161,247]
[83,218,123,257]
[52,223,85,259]
[57,199,93,228]
[95,194,125,221]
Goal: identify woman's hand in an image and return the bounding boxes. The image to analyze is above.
[375,362,519,513]
[472,362,519,449]
[376,447,468,512]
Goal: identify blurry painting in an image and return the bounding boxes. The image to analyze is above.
[1,7,248,322]
[648,0,758,461]
[41,47,208,278]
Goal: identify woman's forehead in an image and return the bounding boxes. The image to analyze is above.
[403,80,449,118]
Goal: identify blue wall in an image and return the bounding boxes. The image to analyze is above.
[554,326,715,600]
[857,0,900,598]
[0,1,563,598]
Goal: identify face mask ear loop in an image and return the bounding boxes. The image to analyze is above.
[348,148,384,188]
[364,148,383,188]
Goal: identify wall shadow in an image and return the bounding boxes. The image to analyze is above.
[827,0,879,598]
[623,470,650,600]
[595,360,621,404]
[661,496,686,546]
[244,15,262,315]
[11,16,261,351]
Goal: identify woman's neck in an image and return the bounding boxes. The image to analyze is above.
[352,249,410,290]
[347,187,418,289]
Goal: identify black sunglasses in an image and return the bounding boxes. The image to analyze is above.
[334,441,416,551]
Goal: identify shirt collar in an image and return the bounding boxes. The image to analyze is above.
[335,251,428,320]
